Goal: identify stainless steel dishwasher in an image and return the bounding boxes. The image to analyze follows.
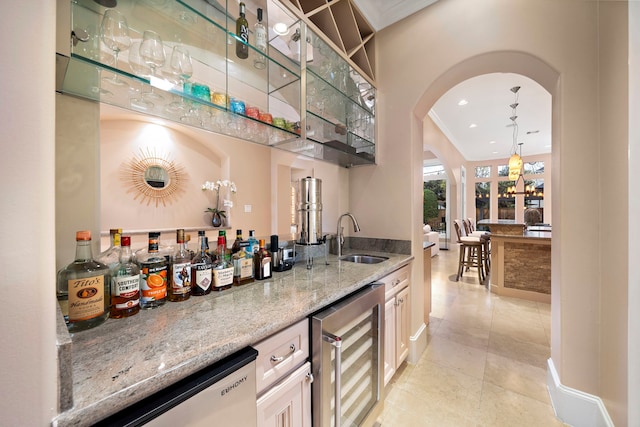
[94,346,258,427]
[311,284,385,427]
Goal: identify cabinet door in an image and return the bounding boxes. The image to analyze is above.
[395,286,410,368]
[257,362,312,427]
[383,298,396,387]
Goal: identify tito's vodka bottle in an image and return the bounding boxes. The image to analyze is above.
[110,235,141,319]
[138,232,168,309]
[168,229,191,302]
[57,230,111,332]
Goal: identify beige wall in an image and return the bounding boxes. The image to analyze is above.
[0,3,58,426]
[364,0,630,424]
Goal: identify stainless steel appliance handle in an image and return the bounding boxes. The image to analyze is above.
[323,332,342,427]
[270,344,296,363]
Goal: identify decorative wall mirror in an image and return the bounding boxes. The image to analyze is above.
[121,148,187,207]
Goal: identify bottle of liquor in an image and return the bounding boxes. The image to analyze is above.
[212,233,234,291]
[191,231,213,296]
[57,230,111,332]
[236,2,249,59]
[253,8,267,69]
[231,229,243,254]
[97,228,122,269]
[254,239,272,280]
[168,229,191,302]
[110,235,141,319]
[138,232,168,309]
[247,229,259,255]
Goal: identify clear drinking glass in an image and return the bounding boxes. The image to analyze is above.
[128,41,154,110]
[100,9,131,86]
[167,45,193,114]
[139,30,166,101]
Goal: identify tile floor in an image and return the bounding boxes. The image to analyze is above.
[376,245,567,426]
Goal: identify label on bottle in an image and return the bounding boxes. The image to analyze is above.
[192,263,212,292]
[113,275,140,298]
[67,275,106,322]
[240,24,249,43]
[256,27,267,51]
[235,258,253,279]
[213,267,234,288]
[171,262,192,294]
[262,256,272,277]
[141,265,168,302]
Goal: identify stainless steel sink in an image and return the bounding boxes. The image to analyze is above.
[339,254,389,264]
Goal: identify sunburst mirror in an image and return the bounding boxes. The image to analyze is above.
[121,148,187,207]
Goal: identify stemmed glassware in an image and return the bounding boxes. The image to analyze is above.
[139,30,166,101]
[167,45,193,114]
[100,9,131,86]
[128,41,154,110]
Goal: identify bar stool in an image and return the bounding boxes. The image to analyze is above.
[465,218,491,273]
[454,220,486,283]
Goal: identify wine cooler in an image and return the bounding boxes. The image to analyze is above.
[311,284,385,427]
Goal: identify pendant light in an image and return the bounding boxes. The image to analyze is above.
[508,86,522,180]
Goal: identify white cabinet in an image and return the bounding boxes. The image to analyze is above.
[379,264,411,387]
[254,318,312,427]
[256,362,312,427]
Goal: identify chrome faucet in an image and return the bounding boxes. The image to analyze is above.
[337,213,361,257]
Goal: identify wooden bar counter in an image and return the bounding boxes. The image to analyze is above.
[479,220,551,303]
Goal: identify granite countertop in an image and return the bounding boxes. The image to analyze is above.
[491,230,552,241]
[54,250,413,427]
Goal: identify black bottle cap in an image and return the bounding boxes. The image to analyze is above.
[270,235,279,251]
[257,8,263,22]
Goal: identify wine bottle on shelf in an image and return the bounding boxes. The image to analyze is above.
[236,2,249,59]
[138,232,168,309]
[253,8,267,69]
[97,228,122,269]
[110,235,141,319]
[168,229,191,302]
[191,231,213,296]
[212,232,234,291]
[57,230,111,332]
[254,239,272,281]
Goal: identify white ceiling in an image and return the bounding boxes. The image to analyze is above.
[351,0,439,32]
[351,2,552,164]
[429,73,552,162]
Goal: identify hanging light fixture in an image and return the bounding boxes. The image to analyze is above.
[508,86,523,181]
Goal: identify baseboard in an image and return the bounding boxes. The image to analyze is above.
[547,358,614,427]
[408,322,427,364]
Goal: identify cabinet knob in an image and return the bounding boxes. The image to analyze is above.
[270,344,296,363]
[305,372,314,383]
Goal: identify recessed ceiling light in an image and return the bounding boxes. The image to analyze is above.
[469,123,477,128]
[489,140,497,144]
[273,22,289,36]
[458,99,468,106]
[492,151,499,154]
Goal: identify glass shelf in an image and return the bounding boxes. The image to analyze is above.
[62,0,375,166]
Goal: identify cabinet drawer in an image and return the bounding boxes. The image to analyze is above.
[255,318,309,395]
[379,265,410,300]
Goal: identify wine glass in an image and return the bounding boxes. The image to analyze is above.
[167,45,193,114]
[139,30,166,101]
[128,41,154,110]
[100,9,131,86]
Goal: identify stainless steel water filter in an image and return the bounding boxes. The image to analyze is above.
[297,177,323,244]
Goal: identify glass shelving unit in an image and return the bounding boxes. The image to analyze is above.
[59,0,375,166]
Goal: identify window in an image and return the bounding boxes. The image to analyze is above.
[497,164,509,177]
[475,166,491,178]
[475,182,490,222]
[524,161,544,175]
[525,178,544,218]
[498,180,516,219]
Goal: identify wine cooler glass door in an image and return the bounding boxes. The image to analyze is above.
[312,284,384,427]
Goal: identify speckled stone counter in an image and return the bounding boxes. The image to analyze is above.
[53,251,412,427]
